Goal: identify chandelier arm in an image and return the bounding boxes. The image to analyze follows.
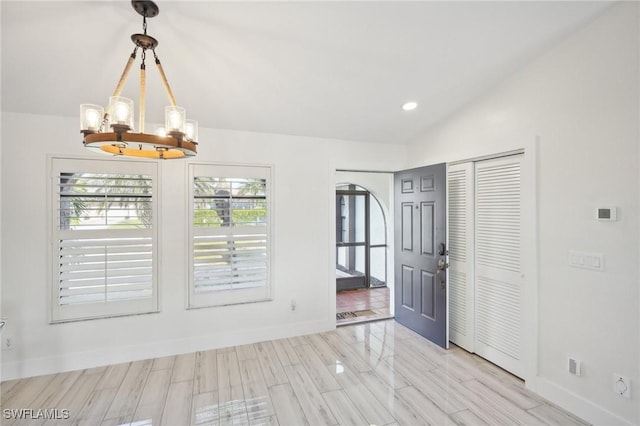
[139,62,147,133]
[112,47,139,99]
[153,53,177,107]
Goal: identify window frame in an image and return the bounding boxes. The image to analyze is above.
[49,156,160,323]
[187,163,273,309]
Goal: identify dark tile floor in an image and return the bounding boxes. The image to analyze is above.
[336,286,392,325]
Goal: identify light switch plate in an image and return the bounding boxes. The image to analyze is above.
[568,251,604,271]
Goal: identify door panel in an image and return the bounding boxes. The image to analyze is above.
[447,163,475,351]
[421,270,435,319]
[474,155,524,378]
[395,163,448,348]
[421,202,435,255]
[401,265,414,309]
[401,203,414,251]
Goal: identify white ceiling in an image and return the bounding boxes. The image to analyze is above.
[1,1,612,144]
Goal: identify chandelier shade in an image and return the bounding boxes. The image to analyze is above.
[80,0,198,159]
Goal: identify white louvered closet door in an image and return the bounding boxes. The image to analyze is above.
[447,163,475,352]
[474,154,524,378]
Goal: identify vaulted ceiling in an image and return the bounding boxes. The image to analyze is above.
[1,1,611,144]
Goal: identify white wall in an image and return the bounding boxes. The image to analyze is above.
[406,3,639,425]
[0,112,406,380]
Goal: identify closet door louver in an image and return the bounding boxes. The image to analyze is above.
[447,163,474,352]
[474,155,524,377]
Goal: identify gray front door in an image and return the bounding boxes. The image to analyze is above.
[394,163,448,348]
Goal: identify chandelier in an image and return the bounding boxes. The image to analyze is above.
[80,0,197,159]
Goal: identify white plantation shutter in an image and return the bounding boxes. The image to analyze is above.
[51,158,158,322]
[189,164,272,308]
[193,233,268,292]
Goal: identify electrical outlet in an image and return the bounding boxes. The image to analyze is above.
[568,357,581,376]
[290,299,297,311]
[3,336,15,351]
[613,374,631,399]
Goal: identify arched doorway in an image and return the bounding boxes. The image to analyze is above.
[336,183,391,324]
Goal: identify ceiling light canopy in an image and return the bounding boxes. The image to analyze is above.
[80,0,197,159]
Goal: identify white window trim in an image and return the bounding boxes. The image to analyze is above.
[187,163,274,309]
[49,156,160,323]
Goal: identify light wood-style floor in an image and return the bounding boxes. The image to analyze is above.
[1,320,588,426]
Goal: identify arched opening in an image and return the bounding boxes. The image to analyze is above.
[335,183,391,324]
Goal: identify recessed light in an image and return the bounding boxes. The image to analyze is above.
[402,101,418,111]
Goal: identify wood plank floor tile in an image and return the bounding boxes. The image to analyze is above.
[293,344,341,393]
[1,379,22,398]
[305,334,340,365]
[190,391,219,426]
[172,352,196,383]
[82,365,109,376]
[357,370,407,413]
[283,364,337,426]
[528,403,589,426]
[2,374,56,413]
[449,408,490,426]
[132,368,171,425]
[236,344,258,361]
[331,368,395,426]
[160,380,193,426]
[254,342,288,388]
[71,386,118,426]
[248,414,279,426]
[287,335,309,347]
[269,383,309,426]
[42,373,102,426]
[271,338,301,367]
[194,350,218,394]
[12,370,82,425]
[363,354,411,390]
[238,358,275,421]
[388,353,469,415]
[217,350,248,424]
[320,332,372,373]
[322,389,368,426]
[152,355,176,371]
[103,359,153,420]
[94,363,130,391]
[396,385,453,425]
[465,378,545,425]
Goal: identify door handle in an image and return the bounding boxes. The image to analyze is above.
[438,259,449,270]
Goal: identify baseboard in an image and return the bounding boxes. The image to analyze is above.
[1,318,334,381]
[528,377,634,426]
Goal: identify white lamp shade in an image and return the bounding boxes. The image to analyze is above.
[80,104,104,131]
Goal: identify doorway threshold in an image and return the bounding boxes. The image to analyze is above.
[336,287,391,326]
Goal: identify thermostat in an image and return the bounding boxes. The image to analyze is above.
[596,207,617,221]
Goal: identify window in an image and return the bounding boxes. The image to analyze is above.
[188,164,272,308]
[50,158,158,322]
